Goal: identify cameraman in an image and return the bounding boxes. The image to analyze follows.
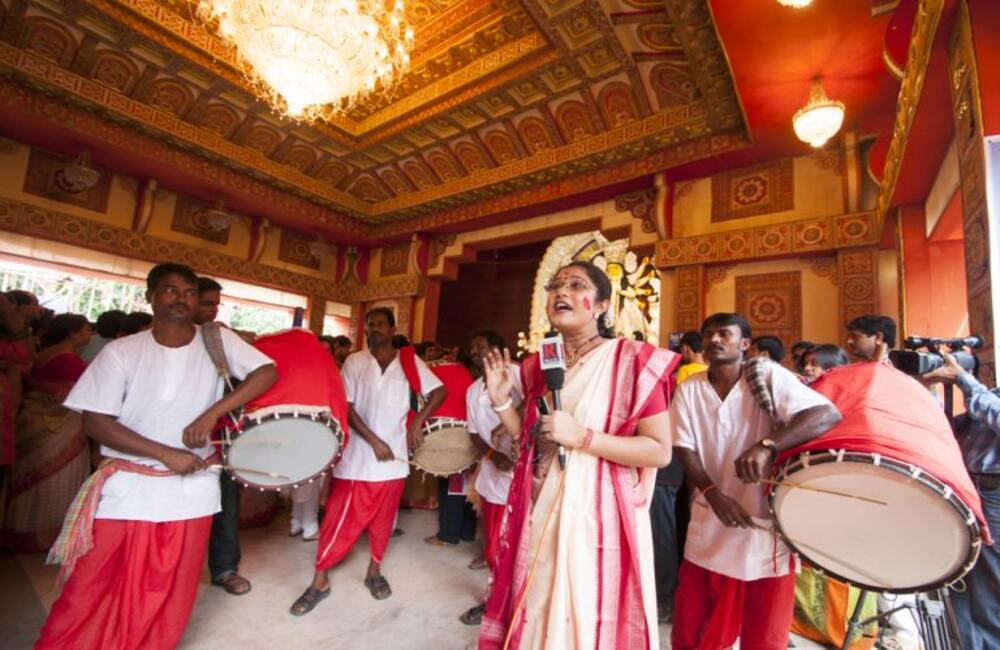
[924,353,999,650]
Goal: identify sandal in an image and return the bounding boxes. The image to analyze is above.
[364,574,392,600]
[212,572,251,596]
[468,556,488,570]
[290,586,331,616]
[459,603,485,625]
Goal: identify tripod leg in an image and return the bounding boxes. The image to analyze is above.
[842,589,869,650]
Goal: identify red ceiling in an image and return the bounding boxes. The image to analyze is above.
[670,0,901,180]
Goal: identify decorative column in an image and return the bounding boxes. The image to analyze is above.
[837,247,880,347]
[307,295,325,335]
[948,0,998,385]
[674,265,705,332]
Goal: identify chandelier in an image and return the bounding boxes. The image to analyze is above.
[793,78,845,148]
[196,0,414,121]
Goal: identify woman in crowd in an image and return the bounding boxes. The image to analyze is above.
[479,261,679,649]
[3,314,92,552]
[801,344,850,383]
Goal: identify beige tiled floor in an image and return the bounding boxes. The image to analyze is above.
[1,508,830,649]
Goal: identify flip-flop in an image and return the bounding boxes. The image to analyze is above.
[364,575,392,600]
[289,586,331,616]
[459,603,485,625]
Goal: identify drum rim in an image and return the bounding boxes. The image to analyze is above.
[768,449,983,593]
[223,410,345,491]
[412,417,482,477]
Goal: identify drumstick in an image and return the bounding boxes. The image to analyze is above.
[760,478,888,506]
[209,464,290,481]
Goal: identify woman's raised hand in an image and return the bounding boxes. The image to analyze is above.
[483,347,514,407]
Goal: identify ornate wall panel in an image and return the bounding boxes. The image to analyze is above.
[711,158,794,222]
[837,247,880,346]
[278,230,321,270]
[171,196,231,244]
[948,0,995,384]
[655,212,879,268]
[674,264,704,332]
[379,243,411,276]
[22,148,111,213]
[735,271,802,351]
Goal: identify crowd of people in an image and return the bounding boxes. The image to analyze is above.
[0,259,996,650]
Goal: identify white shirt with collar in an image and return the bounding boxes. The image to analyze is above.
[334,349,443,482]
[670,361,833,581]
[64,327,274,522]
[467,366,522,506]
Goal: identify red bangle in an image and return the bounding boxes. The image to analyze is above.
[580,428,596,450]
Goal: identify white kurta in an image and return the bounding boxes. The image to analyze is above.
[467,368,522,506]
[670,362,832,580]
[64,327,274,522]
[333,349,442,482]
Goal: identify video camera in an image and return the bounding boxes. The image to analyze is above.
[888,335,982,376]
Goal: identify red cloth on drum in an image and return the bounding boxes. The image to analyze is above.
[427,362,474,420]
[246,329,349,439]
[314,478,406,569]
[671,560,796,650]
[481,500,505,576]
[798,362,991,543]
[36,516,211,650]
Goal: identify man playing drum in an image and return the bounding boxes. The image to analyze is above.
[290,307,446,615]
[37,263,277,649]
[670,313,842,650]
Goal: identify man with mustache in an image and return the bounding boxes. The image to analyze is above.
[670,313,841,650]
[37,263,276,649]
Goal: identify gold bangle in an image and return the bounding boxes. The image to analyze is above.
[701,483,717,497]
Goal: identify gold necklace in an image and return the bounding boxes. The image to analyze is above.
[565,333,602,367]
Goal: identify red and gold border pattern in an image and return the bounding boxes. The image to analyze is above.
[875,0,944,225]
[654,212,879,268]
[0,43,371,216]
[948,0,994,385]
[375,129,750,236]
[0,78,368,236]
[0,195,350,301]
[837,248,880,347]
[0,194,426,304]
[674,265,705,332]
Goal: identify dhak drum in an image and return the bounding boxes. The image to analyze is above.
[223,329,348,490]
[410,362,480,477]
[770,451,981,593]
[768,363,986,594]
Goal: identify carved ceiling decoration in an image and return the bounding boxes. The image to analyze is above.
[0,0,747,234]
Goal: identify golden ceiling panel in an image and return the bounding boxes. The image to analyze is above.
[0,0,747,230]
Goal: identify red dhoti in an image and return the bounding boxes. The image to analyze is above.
[480,500,505,576]
[672,560,796,650]
[36,516,211,650]
[315,478,406,569]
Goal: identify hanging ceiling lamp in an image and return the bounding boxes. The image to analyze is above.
[196,0,414,122]
[793,78,845,148]
[777,0,813,7]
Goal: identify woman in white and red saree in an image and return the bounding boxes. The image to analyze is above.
[479,261,679,650]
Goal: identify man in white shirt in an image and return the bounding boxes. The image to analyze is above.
[37,263,276,650]
[291,307,446,616]
[459,330,521,626]
[670,313,841,650]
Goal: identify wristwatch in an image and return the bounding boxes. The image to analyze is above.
[759,437,778,457]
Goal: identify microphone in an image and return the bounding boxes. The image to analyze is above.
[539,331,567,471]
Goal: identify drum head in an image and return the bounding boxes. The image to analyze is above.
[411,422,481,477]
[227,415,341,489]
[771,454,977,592]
